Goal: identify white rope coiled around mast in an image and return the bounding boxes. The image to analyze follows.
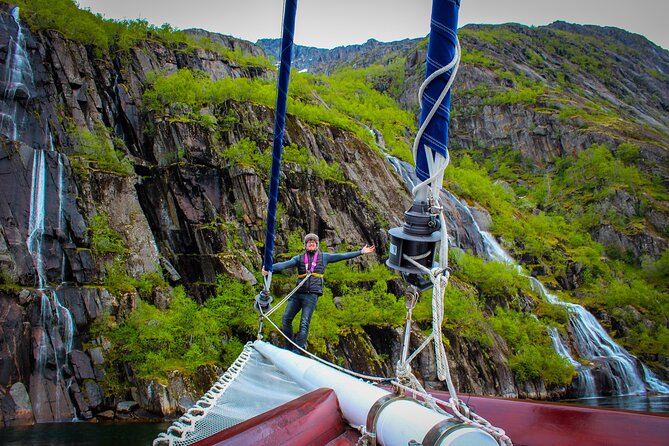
[397,36,512,445]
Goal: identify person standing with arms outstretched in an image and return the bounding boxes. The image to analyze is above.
[262,233,375,351]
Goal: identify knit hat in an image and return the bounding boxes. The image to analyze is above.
[304,233,319,245]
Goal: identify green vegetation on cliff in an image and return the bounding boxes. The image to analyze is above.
[69,124,134,176]
[6,0,271,67]
[446,139,669,370]
[143,66,416,161]
[32,2,667,393]
[221,138,347,183]
[94,265,407,379]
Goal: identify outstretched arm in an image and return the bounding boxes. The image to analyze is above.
[323,244,376,265]
[262,255,299,276]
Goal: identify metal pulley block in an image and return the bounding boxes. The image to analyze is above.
[386,200,441,290]
[254,290,273,312]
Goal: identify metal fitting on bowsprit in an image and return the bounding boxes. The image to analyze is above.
[254,290,273,312]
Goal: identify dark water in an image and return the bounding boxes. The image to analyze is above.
[2,396,668,445]
[562,394,669,414]
[0,421,171,446]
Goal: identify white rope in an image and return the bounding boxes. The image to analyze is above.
[391,381,513,446]
[262,273,311,318]
[395,33,512,445]
[261,312,389,383]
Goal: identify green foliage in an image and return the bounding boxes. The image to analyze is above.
[459,26,526,46]
[524,49,544,67]
[549,144,651,233]
[93,278,257,380]
[578,269,669,360]
[490,308,574,385]
[9,0,272,67]
[460,50,499,69]
[221,138,346,183]
[444,154,515,213]
[486,84,545,106]
[450,250,528,302]
[189,37,273,69]
[135,270,169,300]
[283,143,346,183]
[10,0,111,48]
[335,280,406,328]
[89,214,127,257]
[103,259,136,295]
[221,137,270,171]
[641,250,669,288]
[143,66,415,163]
[616,142,641,163]
[285,231,306,256]
[646,68,669,82]
[69,124,133,176]
[414,283,493,346]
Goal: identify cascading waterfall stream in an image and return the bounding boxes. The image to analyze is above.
[27,148,48,288]
[1,6,33,141]
[6,7,78,422]
[27,146,77,421]
[480,221,667,396]
[386,155,669,397]
[548,327,596,396]
[526,275,669,395]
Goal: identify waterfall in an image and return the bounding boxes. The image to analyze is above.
[642,364,669,394]
[548,327,596,397]
[26,146,78,421]
[528,277,649,395]
[479,230,517,268]
[27,148,48,288]
[7,7,78,422]
[385,155,419,190]
[385,155,668,396]
[0,6,34,141]
[482,221,664,396]
[478,212,658,396]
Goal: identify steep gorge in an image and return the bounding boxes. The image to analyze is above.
[1,2,668,426]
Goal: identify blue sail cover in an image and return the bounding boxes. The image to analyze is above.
[263,0,298,272]
[415,0,460,182]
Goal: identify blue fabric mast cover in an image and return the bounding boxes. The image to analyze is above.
[415,0,460,182]
[263,0,298,272]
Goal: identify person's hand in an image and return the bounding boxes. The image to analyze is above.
[261,267,269,277]
[361,244,376,255]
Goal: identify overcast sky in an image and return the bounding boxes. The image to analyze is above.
[75,0,668,50]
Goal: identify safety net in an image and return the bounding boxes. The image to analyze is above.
[152,343,307,446]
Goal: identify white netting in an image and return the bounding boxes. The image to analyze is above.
[153,343,307,446]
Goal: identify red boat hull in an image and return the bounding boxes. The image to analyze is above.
[192,387,358,446]
[192,387,669,446]
[430,390,669,446]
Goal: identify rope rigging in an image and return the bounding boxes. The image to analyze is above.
[251,0,511,444]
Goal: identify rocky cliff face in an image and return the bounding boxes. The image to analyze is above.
[448,22,669,262]
[1,4,667,426]
[0,5,463,425]
[257,37,422,74]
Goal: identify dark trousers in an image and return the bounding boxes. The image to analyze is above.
[282,293,318,350]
